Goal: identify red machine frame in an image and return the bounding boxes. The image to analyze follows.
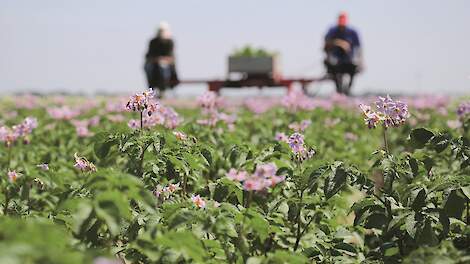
[178,76,326,93]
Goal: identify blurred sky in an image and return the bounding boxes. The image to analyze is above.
[1,0,469,96]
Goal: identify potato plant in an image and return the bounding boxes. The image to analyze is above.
[0,92,469,264]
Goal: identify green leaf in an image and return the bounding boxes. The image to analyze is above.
[334,242,357,256]
[350,197,376,214]
[94,191,131,236]
[182,152,205,171]
[416,219,439,246]
[410,128,434,149]
[461,186,470,199]
[411,188,426,211]
[430,133,450,153]
[405,212,417,238]
[408,157,419,177]
[423,156,434,174]
[365,213,388,229]
[267,250,309,264]
[444,190,466,219]
[247,210,269,241]
[168,209,194,228]
[228,145,240,166]
[323,164,348,200]
[306,165,327,193]
[156,231,207,262]
[387,212,411,232]
[200,147,213,166]
[384,247,399,257]
[438,210,450,238]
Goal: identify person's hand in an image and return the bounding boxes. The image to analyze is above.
[333,39,351,52]
[158,56,174,64]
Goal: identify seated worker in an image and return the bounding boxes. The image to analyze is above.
[144,21,179,97]
[324,12,363,95]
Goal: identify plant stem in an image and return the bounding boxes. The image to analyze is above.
[5,146,12,174]
[299,216,314,240]
[140,111,143,132]
[138,142,151,177]
[3,188,9,215]
[382,126,389,154]
[3,146,12,215]
[182,173,187,197]
[293,190,304,251]
[466,198,469,225]
[245,191,253,208]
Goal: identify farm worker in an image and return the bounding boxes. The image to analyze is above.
[144,21,179,97]
[323,12,363,95]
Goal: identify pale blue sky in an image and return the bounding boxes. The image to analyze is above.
[1,0,469,95]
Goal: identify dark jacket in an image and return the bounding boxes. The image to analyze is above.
[324,26,361,64]
[146,37,174,59]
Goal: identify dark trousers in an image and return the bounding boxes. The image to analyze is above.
[144,62,179,92]
[324,60,357,95]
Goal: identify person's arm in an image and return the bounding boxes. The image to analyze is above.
[352,30,361,49]
[168,39,175,57]
[145,39,155,60]
[324,28,335,50]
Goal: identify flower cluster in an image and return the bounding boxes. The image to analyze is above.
[47,106,81,120]
[173,131,187,140]
[359,95,409,129]
[191,194,206,208]
[196,91,237,128]
[7,170,21,183]
[126,88,156,113]
[154,183,180,201]
[0,117,38,146]
[37,163,49,171]
[13,94,40,110]
[275,132,289,143]
[288,133,315,161]
[73,153,96,172]
[288,119,311,132]
[281,89,315,112]
[71,117,99,138]
[227,163,285,192]
[128,105,182,130]
[447,119,462,129]
[456,101,470,118]
[106,98,129,113]
[244,97,277,114]
[197,91,221,113]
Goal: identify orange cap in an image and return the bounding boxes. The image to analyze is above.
[338,12,348,26]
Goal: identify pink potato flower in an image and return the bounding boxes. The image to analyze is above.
[359,95,409,129]
[191,195,206,208]
[275,132,289,143]
[126,88,156,113]
[457,101,470,118]
[0,117,38,147]
[37,163,49,171]
[288,133,316,161]
[227,168,248,182]
[173,131,187,140]
[288,133,305,154]
[227,163,285,192]
[73,153,96,172]
[288,120,311,132]
[7,170,21,183]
